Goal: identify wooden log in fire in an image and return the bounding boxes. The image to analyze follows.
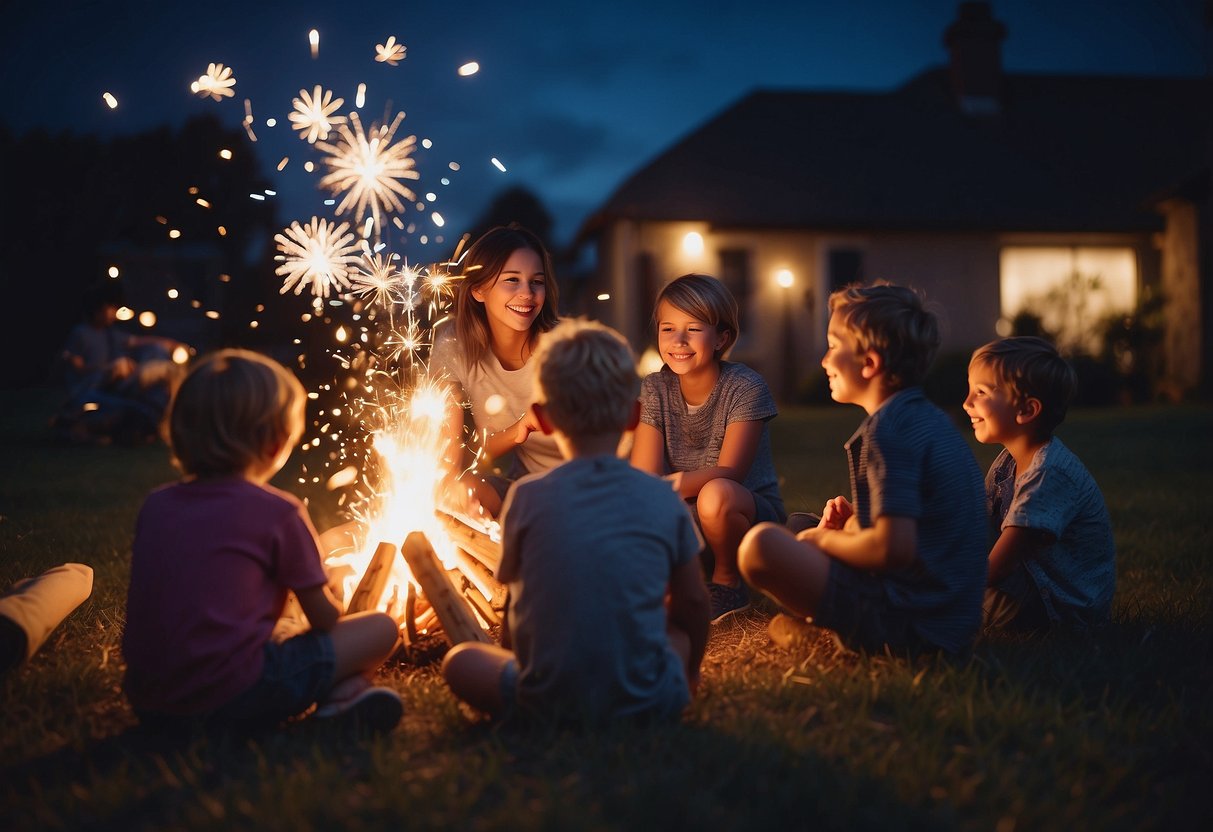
[436,511,502,574]
[346,541,397,614]
[401,531,492,645]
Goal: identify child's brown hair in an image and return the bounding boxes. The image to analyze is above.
[970,336,1076,435]
[654,274,740,359]
[167,349,306,477]
[828,282,939,389]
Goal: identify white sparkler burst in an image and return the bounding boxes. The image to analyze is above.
[191,63,236,101]
[375,36,407,66]
[316,111,419,234]
[274,217,361,299]
[350,253,407,310]
[289,85,347,144]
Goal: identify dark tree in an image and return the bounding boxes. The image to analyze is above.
[467,186,555,249]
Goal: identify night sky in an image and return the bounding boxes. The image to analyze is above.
[3,0,1208,249]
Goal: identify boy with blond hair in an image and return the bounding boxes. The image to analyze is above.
[739,284,987,655]
[964,336,1115,632]
[442,319,710,724]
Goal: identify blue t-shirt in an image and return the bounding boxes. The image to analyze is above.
[987,438,1115,629]
[846,388,987,653]
[497,455,703,724]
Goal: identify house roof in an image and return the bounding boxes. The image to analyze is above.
[583,68,1211,237]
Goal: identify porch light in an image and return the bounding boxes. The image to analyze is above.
[682,232,704,257]
[775,269,794,289]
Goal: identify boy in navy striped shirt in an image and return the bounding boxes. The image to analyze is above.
[739,284,987,655]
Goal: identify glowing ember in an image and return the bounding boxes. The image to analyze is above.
[191,63,236,101]
[274,216,361,299]
[316,111,419,235]
[375,36,406,65]
[289,85,347,144]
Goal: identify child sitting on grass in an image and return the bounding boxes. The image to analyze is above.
[963,336,1115,633]
[630,274,786,623]
[122,349,402,737]
[442,319,710,725]
[739,283,987,656]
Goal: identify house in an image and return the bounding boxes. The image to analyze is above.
[577,2,1211,400]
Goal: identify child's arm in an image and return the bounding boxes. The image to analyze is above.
[798,515,917,571]
[293,583,344,632]
[666,556,710,686]
[630,422,666,474]
[987,526,1056,585]
[666,420,764,499]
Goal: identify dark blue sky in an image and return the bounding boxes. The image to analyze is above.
[4,0,1208,249]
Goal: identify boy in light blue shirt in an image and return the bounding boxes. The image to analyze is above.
[963,337,1115,632]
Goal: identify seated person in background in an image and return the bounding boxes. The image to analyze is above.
[54,281,186,445]
[442,319,710,726]
[963,337,1115,633]
[739,283,987,657]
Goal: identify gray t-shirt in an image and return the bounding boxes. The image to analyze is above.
[498,455,703,723]
[988,438,1116,629]
[639,362,784,517]
[428,324,562,475]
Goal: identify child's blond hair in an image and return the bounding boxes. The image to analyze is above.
[828,282,939,389]
[532,319,639,438]
[654,274,739,358]
[970,336,1076,435]
[167,349,306,477]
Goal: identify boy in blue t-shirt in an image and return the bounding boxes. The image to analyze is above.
[442,319,710,724]
[739,283,987,655]
[964,337,1115,632]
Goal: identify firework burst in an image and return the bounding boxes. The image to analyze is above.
[375,36,407,66]
[191,63,236,101]
[274,217,361,299]
[316,111,419,235]
[289,85,347,144]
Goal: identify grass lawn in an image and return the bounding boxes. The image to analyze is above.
[1,388,1210,830]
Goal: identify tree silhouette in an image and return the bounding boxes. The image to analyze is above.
[466,186,554,249]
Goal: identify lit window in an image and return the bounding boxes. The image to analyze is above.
[999,247,1137,352]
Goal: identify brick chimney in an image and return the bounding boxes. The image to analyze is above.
[943,1,1007,115]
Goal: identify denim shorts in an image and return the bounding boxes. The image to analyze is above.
[206,630,336,729]
[815,559,929,656]
[498,656,520,716]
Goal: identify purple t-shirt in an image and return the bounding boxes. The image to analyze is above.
[122,477,329,715]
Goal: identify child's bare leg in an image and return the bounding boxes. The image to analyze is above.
[328,610,399,685]
[738,523,831,618]
[696,479,757,585]
[442,642,515,716]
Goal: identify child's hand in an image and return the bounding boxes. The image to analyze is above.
[664,472,685,495]
[513,409,541,445]
[819,496,854,529]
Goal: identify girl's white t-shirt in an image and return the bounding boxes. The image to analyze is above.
[429,325,563,475]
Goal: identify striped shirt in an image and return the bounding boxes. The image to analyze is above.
[640,362,785,519]
[846,387,986,653]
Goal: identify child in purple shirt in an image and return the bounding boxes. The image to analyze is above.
[122,349,402,736]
